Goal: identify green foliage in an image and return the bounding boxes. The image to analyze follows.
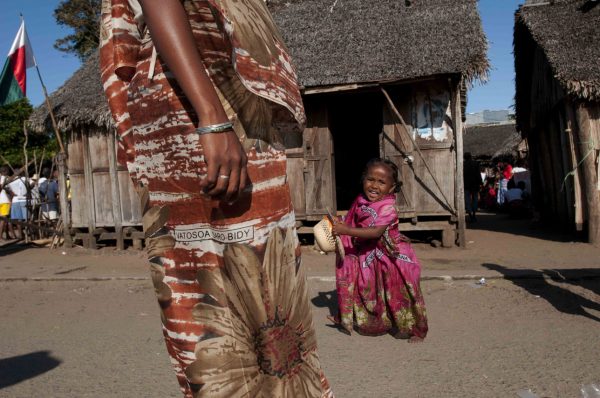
[53,0,101,61]
[0,99,55,168]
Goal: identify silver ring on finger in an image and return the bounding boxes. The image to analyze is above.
[218,174,230,180]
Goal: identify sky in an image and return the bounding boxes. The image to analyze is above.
[468,0,526,114]
[0,0,524,113]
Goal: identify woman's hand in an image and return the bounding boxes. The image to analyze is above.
[199,132,248,201]
[139,0,249,201]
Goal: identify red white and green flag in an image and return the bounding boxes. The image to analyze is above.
[0,21,36,106]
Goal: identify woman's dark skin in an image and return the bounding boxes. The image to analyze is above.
[138,0,248,201]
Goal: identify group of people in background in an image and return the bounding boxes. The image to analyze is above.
[0,165,60,241]
[464,153,532,221]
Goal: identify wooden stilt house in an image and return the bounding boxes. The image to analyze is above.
[30,0,488,248]
[29,51,143,249]
[271,0,488,246]
[514,0,600,243]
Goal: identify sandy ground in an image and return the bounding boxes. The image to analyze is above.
[1,212,600,397]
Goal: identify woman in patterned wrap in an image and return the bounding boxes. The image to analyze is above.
[99,1,333,397]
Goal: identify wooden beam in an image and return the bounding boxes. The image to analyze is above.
[565,109,585,231]
[56,152,72,247]
[575,103,600,245]
[107,129,124,250]
[82,132,97,249]
[450,81,466,248]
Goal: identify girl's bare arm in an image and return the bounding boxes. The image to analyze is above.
[332,220,387,240]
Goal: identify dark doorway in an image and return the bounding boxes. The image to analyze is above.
[328,91,383,210]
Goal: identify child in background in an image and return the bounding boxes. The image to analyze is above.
[483,177,497,210]
[331,158,428,342]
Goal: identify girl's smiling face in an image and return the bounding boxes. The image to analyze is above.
[362,164,396,202]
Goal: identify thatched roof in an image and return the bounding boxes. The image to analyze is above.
[271,0,488,89]
[30,0,489,132]
[514,0,600,102]
[29,51,111,133]
[464,123,522,158]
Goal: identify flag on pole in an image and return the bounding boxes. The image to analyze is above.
[0,20,36,106]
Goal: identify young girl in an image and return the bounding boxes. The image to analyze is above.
[331,158,428,342]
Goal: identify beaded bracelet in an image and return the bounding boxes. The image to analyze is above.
[195,121,234,135]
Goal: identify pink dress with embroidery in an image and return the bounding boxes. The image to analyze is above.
[336,194,428,338]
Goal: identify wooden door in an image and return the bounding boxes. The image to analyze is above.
[381,81,456,218]
[303,100,336,221]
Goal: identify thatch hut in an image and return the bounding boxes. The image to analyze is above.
[29,51,143,249]
[464,123,527,162]
[272,0,488,246]
[514,0,600,242]
[31,0,488,248]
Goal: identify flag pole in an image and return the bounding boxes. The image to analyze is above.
[35,63,65,154]
[20,14,66,155]
[19,14,71,246]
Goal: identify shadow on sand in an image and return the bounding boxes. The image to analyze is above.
[466,211,583,243]
[483,263,600,323]
[311,290,338,318]
[0,351,61,389]
[0,241,31,257]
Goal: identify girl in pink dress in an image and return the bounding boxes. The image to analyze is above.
[331,159,428,342]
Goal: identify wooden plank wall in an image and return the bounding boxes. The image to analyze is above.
[526,44,585,233]
[286,148,306,219]
[67,128,142,230]
[88,130,114,227]
[302,100,336,221]
[284,119,306,219]
[67,131,88,228]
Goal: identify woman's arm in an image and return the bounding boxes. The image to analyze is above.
[138,0,247,201]
[332,219,387,240]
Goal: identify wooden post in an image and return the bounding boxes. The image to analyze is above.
[564,107,585,231]
[450,80,466,248]
[82,132,97,249]
[57,152,72,247]
[107,129,124,250]
[575,103,600,245]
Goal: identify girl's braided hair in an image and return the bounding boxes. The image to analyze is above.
[363,158,401,193]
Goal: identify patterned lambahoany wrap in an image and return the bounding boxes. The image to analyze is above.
[99,1,333,397]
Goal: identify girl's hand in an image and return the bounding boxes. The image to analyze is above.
[332,218,348,236]
[198,131,248,201]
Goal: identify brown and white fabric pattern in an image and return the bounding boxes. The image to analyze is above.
[100,0,333,397]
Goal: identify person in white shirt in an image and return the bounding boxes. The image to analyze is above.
[7,175,28,239]
[0,166,16,240]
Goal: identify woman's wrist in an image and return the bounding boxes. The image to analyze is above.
[195,121,234,135]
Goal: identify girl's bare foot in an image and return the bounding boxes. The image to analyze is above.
[394,331,424,343]
[326,315,351,335]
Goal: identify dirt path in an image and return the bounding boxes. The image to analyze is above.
[1,277,599,397]
[1,211,599,397]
